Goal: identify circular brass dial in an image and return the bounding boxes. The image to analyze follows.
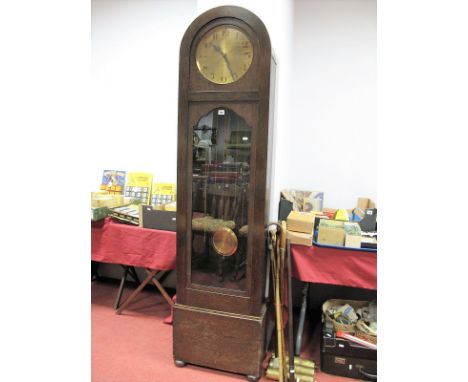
[196,25,253,84]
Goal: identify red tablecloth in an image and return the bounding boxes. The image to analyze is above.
[291,244,377,290]
[91,218,375,289]
[91,218,176,270]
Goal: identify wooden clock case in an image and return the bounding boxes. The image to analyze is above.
[173,6,276,380]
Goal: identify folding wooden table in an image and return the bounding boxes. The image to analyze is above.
[91,218,176,314]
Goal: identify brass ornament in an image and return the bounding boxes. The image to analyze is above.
[196,25,253,84]
[212,227,238,256]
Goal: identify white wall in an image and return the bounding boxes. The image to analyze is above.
[91,0,376,212]
[289,0,377,208]
[91,0,197,188]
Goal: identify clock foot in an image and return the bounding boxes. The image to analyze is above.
[174,360,186,367]
[246,375,259,382]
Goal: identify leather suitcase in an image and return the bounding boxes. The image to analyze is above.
[321,332,377,380]
[321,353,377,381]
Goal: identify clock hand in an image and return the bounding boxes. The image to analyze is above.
[212,44,236,80]
[222,54,236,81]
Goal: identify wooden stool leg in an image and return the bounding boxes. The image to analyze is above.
[114,266,129,310]
[145,269,174,307]
[128,266,140,283]
[116,270,157,315]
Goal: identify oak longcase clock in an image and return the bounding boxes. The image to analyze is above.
[173,6,276,381]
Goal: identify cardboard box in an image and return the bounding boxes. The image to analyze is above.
[344,222,361,235]
[287,211,315,234]
[317,220,345,246]
[91,192,126,208]
[342,222,363,248]
[91,207,110,221]
[345,234,362,248]
[319,220,345,229]
[344,222,361,248]
[357,197,371,211]
[355,197,377,219]
[287,230,313,246]
[314,215,329,231]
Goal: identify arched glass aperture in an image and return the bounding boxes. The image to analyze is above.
[191,108,251,291]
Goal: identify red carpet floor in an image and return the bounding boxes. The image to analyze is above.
[92,280,360,382]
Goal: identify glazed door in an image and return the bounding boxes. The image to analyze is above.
[191,106,252,292]
[178,101,265,315]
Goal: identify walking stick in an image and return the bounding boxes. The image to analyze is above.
[268,223,287,382]
[266,222,316,382]
[286,237,295,382]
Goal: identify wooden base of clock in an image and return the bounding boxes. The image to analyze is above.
[173,303,267,379]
